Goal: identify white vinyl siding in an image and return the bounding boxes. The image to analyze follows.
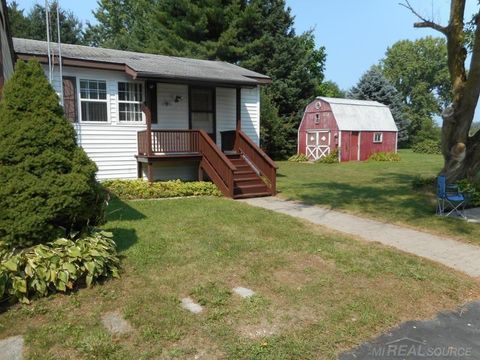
[43,65,262,180]
[154,83,189,129]
[241,86,260,145]
[216,87,236,149]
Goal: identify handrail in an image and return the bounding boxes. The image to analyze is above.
[198,129,236,197]
[234,130,278,195]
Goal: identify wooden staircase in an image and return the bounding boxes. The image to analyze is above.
[226,153,272,199]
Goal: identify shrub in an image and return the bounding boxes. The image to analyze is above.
[368,152,401,162]
[412,139,442,155]
[0,230,119,304]
[288,153,309,162]
[103,179,222,200]
[411,175,436,190]
[458,179,480,207]
[316,149,339,164]
[0,60,106,248]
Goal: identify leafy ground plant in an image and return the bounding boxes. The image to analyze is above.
[103,179,221,200]
[368,152,401,162]
[0,230,119,304]
[288,154,309,162]
[315,149,339,164]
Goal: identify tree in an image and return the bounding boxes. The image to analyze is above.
[7,1,84,44]
[382,37,451,144]
[402,0,480,182]
[87,0,326,157]
[0,61,106,249]
[349,66,410,145]
[317,80,345,98]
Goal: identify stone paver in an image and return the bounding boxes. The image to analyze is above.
[101,311,133,335]
[0,335,24,360]
[339,300,480,359]
[181,297,203,314]
[242,197,480,277]
[232,287,255,298]
[465,207,480,223]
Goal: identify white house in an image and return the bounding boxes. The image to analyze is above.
[13,38,277,199]
[0,0,15,90]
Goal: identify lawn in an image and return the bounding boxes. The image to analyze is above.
[1,197,479,359]
[277,150,480,245]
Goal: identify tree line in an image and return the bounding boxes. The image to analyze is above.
[7,0,480,179]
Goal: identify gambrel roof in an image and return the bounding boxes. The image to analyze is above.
[318,97,398,132]
[13,38,271,86]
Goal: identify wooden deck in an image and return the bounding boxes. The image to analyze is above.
[136,129,277,199]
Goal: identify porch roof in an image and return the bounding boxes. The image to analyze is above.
[13,38,271,86]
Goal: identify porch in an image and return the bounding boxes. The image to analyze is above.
[136,128,277,199]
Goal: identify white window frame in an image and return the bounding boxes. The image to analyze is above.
[117,81,145,124]
[78,78,109,123]
[373,132,383,143]
[314,113,320,124]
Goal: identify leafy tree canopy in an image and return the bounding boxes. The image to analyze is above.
[7,0,84,45]
[349,65,410,144]
[317,80,345,98]
[381,37,450,143]
[87,0,326,158]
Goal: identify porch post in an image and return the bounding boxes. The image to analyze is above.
[236,87,241,131]
[142,103,153,157]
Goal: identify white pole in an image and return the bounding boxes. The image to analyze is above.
[56,1,64,106]
[45,0,52,84]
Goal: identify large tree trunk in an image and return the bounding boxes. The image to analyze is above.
[404,0,480,182]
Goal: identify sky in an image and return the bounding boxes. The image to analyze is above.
[11,0,480,118]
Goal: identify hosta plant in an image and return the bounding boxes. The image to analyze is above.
[0,230,120,304]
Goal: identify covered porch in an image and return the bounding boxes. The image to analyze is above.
[136,81,277,199]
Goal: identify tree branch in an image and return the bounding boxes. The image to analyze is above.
[399,0,449,35]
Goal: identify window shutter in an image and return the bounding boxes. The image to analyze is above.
[62,76,78,122]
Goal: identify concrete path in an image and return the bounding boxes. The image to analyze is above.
[242,197,480,277]
[339,300,480,359]
[0,335,24,360]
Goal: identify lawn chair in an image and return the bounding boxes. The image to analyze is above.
[436,175,467,219]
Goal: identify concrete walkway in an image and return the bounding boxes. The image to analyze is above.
[242,197,480,277]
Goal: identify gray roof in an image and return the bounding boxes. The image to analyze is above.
[13,38,270,86]
[318,97,398,132]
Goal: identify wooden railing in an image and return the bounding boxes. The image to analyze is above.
[138,130,200,155]
[138,129,236,197]
[198,130,236,197]
[233,130,278,195]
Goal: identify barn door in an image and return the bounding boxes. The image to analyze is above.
[349,131,360,161]
[306,130,330,161]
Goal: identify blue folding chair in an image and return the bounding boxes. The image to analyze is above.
[436,175,467,219]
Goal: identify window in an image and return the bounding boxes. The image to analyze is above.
[374,132,383,143]
[314,113,320,124]
[190,87,215,140]
[80,79,107,122]
[118,82,144,122]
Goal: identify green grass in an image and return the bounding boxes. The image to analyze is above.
[1,197,479,359]
[277,150,480,245]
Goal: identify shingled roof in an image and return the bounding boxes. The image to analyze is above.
[13,38,271,86]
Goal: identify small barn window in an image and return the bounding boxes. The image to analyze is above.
[374,132,383,143]
[314,113,320,124]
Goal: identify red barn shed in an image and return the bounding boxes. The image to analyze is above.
[297,97,398,162]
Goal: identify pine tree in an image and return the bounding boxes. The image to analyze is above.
[349,66,410,145]
[0,61,106,248]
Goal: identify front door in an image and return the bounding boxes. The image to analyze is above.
[190,87,216,142]
[306,130,330,161]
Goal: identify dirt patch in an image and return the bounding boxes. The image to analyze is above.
[238,319,279,339]
[165,335,225,359]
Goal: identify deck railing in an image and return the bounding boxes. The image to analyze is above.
[233,130,278,195]
[138,129,200,155]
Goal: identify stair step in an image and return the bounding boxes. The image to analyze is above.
[234,191,272,199]
[234,183,268,195]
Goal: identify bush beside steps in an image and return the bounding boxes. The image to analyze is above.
[103,179,222,200]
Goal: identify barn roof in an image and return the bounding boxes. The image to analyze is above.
[317,97,398,132]
[13,38,271,86]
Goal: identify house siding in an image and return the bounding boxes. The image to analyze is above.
[43,65,261,180]
[241,86,260,145]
